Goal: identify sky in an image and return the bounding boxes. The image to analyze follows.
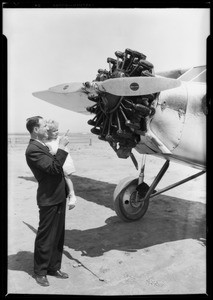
[3,8,210,134]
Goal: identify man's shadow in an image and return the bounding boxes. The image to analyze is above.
[8,251,34,276]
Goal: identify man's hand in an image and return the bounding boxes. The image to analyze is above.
[58,130,70,150]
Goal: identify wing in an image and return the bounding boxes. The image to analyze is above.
[156,66,206,82]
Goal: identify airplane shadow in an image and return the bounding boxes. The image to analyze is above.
[64,194,206,257]
[9,196,205,275]
[18,174,206,260]
[72,175,115,209]
[20,198,205,259]
[19,175,116,209]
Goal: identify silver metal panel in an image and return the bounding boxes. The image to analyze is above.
[172,82,206,166]
[149,84,188,151]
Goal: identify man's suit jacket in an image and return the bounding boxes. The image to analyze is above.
[25,139,68,206]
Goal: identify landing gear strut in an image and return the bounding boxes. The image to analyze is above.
[113,157,205,222]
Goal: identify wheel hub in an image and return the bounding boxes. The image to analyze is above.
[129,191,143,208]
[122,185,143,210]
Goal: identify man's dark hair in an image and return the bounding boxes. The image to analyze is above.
[26,116,43,133]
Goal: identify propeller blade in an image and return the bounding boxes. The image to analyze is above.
[99,76,181,96]
[48,82,84,93]
[32,83,92,114]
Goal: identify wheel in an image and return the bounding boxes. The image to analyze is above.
[113,178,150,222]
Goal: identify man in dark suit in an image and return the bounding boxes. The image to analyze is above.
[25,116,70,287]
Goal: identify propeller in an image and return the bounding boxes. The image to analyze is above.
[32,82,92,114]
[48,82,83,93]
[97,76,181,96]
[32,76,181,113]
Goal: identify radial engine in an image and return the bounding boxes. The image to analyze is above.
[85,48,157,164]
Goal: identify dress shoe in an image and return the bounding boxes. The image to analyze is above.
[47,270,69,279]
[35,275,50,287]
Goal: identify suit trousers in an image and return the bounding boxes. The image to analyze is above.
[34,200,66,275]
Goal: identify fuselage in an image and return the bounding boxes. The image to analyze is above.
[135,81,206,170]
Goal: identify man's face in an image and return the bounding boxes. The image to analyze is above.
[36,118,49,140]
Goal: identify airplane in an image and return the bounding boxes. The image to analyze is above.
[32,48,207,222]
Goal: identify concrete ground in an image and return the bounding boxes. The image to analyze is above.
[7,141,206,295]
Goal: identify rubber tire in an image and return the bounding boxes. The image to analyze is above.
[113,179,150,222]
